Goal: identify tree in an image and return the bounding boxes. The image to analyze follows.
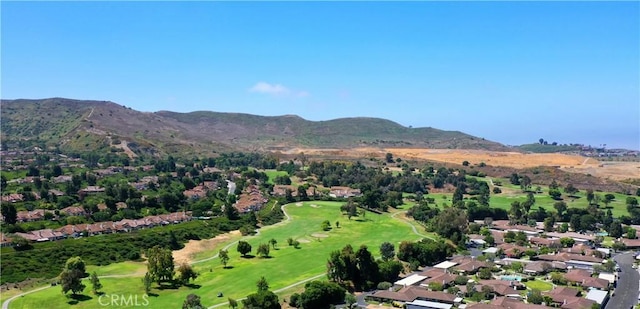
[257,276,270,292]
[257,243,271,258]
[1,203,17,225]
[586,189,595,205]
[269,238,278,249]
[564,184,578,196]
[237,241,252,257]
[560,237,575,247]
[142,272,152,294]
[627,228,637,239]
[89,271,102,295]
[219,249,230,268]
[243,277,281,309]
[477,268,492,280]
[528,289,544,304]
[553,201,567,218]
[298,281,347,309]
[520,175,531,192]
[321,220,331,231]
[385,153,394,163]
[431,207,468,245]
[183,293,205,309]
[356,245,380,290]
[228,298,238,309]
[608,221,623,238]
[178,263,198,285]
[345,293,357,309]
[509,173,520,185]
[549,189,562,200]
[59,256,86,295]
[379,242,395,261]
[147,246,174,283]
[627,197,639,208]
[543,217,555,232]
[377,260,403,283]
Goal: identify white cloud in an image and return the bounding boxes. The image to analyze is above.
[249,81,309,97]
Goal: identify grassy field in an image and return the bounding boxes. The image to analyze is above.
[262,169,289,185]
[7,201,424,309]
[524,280,553,291]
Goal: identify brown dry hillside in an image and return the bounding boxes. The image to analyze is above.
[284,147,640,182]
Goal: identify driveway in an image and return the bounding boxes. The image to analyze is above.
[606,252,639,309]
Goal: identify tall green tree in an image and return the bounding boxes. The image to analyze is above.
[1,203,17,225]
[183,293,205,309]
[243,277,281,309]
[219,249,230,268]
[379,242,395,261]
[147,246,174,283]
[257,243,271,258]
[89,271,102,295]
[237,241,252,257]
[298,281,347,309]
[59,256,86,295]
[177,263,198,285]
[142,272,152,294]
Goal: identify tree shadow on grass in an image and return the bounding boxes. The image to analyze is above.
[67,294,92,305]
[184,283,202,289]
[223,266,235,269]
[241,254,256,259]
[156,282,180,290]
[259,256,273,259]
[147,293,159,297]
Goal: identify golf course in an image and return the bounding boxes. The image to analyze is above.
[5,201,428,309]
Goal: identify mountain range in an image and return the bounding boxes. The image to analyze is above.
[1,98,509,156]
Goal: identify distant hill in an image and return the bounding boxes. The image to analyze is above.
[1,98,510,156]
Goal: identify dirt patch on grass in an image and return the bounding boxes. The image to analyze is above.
[311,233,329,238]
[295,202,303,207]
[173,230,241,264]
[297,238,311,243]
[309,204,319,208]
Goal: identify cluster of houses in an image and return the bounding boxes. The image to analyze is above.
[1,211,191,246]
[366,220,620,309]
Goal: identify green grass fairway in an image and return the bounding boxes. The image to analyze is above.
[8,201,424,309]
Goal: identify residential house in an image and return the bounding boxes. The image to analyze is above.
[0,233,13,247]
[329,186,362,198]
[61,206,86,217]
[48,189,65,197]
[53,175,73,183]
[234,185,268,213]
[368,286,458,304]
[467,297,549,309]
[16,209,50,222]
[1,193,24,203]
[563,269,609,290]
[524,261,566,275]
[450,256,488,275]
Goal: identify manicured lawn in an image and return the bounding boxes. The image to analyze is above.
[8,201,424,309]
[262,169,289,185]
[524,280,553,291]
[85,261,147,277]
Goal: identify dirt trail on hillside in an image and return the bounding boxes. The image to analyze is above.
[173,231,241,264]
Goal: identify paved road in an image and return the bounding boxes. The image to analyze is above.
[606,252,639,309]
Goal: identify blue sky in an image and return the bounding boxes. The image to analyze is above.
[2,2,639,150]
